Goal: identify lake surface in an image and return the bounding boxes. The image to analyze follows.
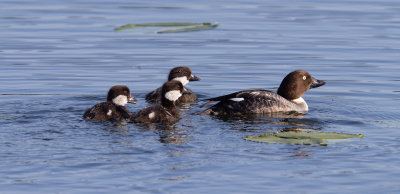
[1,0,400,193]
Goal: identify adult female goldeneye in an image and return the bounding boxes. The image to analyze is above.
[198,70,325,115]
[83,85,136,121]
[133,80,184,124]
[145,66,200,104]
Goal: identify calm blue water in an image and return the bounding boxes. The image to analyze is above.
[1,0,400,193]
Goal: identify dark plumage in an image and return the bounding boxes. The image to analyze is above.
[133,80,184,124]
[198,70,325,116]
[83,102,132,121]
[145,66,200,104]
[83,85,136,121]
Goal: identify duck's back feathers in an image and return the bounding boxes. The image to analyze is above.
[83,102,132,121]
[132,105,180,124]
[145,87,163,103]
[178,87,197,103]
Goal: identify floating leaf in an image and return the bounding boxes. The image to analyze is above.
[245,131,363,146]
[246,134,327,146]
[273,131,363,139]
[114,22,206,31]
[156,22,218,34]
[114,22,218,33]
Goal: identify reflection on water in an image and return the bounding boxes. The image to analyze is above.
[289,147,311,158]
[206,112,327,132]
[134,122,190,145]
[157,129,189,144]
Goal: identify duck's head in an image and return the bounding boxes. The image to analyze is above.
[107,85,136,106]
[277,70,325,100]
[161,80,184,105]
[168,66,200,86]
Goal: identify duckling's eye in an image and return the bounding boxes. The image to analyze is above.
[302,76,307,80]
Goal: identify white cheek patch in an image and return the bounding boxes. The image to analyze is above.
[165,90,182,101]
[173,76,189,86]
[148,112,155,119]
[229,98,245,102]
[112,95,128,106]
[107,110,112,116]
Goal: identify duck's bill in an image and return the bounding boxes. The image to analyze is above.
[189,74,200,81]
[128,97,137,104]
[310,77,326,88]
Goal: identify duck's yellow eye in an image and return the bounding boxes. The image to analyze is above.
[303,76,307,80]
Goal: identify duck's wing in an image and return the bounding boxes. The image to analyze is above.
[198,90,291,115]
[200,90,271,108]
[116,105,133,119]
[199,91,241,108]
[83,102,113,120]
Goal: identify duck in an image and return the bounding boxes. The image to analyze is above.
[133,80,184,124]
[83,85,136,121]
[145,66,200,104]
[198,70,325,116]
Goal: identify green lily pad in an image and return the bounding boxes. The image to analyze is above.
[245,131,363,146]
[114,22,218,33]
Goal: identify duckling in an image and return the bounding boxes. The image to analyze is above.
[145,66,199,104]
[83,85,136,121]
[134,80,184,124]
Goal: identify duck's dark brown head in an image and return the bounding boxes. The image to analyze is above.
[168,66,200,85]
[277,70,325,100]
[107,85,136,106]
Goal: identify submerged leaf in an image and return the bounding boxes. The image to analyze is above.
[245,131,363,146]
[114,22,218,33]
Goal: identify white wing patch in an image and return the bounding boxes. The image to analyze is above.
[112,95,128,106]
[148,112,155,119]
[173,76,189,86]
[229,98,245,102]
[165,90,182,101]
[107,109,112,116]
